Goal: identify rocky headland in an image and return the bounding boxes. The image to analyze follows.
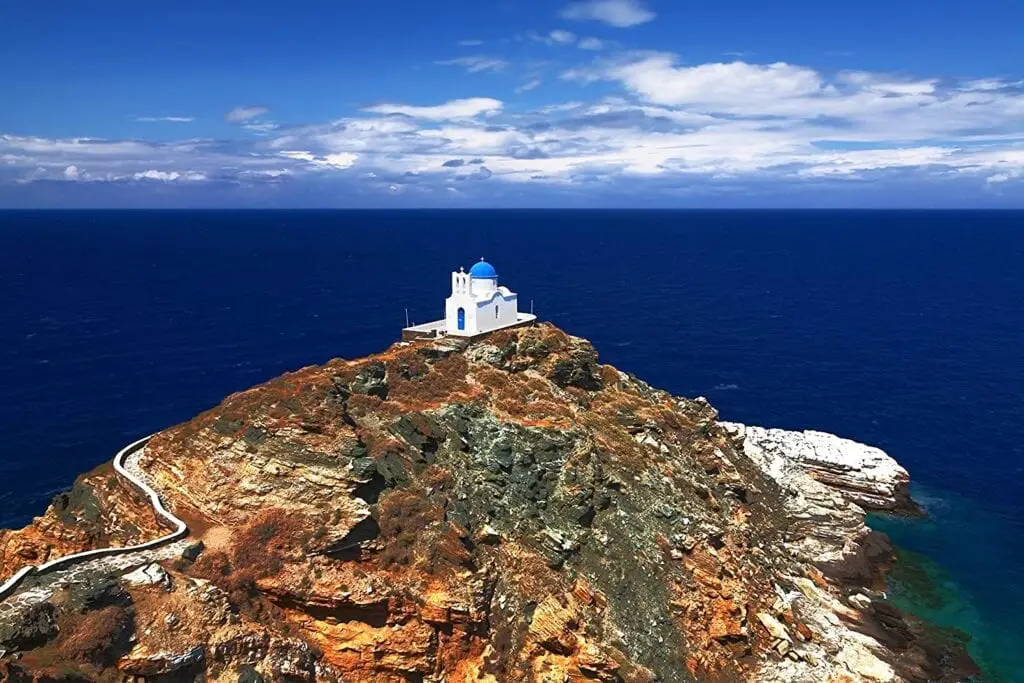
[0,324,978,682]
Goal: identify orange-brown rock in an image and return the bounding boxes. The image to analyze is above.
[0,324,978,682]
[0,463,167,582]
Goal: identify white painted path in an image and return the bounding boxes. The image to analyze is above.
[0,435,190,619]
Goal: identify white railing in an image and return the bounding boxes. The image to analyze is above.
[0,435,188,602]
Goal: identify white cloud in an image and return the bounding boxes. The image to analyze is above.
[321,59,1024,188]
[241,168,292,178]
[436,55,508,73]
[280,150,359,169]
[0,135,160,159]
[458,39,484,46]
[0,134,300,185]
[595,56,826,110]
[132,170,207,182]
[244,122,279,133]
[549,29,577,44]
[225,106,270,123]
[536,101,587,113]
[986,169,1022,184]
[319,153,359,169]
[961,78,1023,92]
[795,147,955,178]
[279,151,318,163]
[362,98,503,120]
[563,53,1024,146]
[838,71,937,95]
[561,0,655,27]
[529,29,603,48]
[517,79,543,93]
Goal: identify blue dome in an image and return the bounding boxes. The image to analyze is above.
[468,259,498,279]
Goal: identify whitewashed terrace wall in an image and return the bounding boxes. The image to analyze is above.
[0,435,188,602]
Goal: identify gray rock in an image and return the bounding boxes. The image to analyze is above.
[548,347,602,391]
[64,575,128,612]
[0,601,56,651]
[181,541,205,563]
[123,563,172,591]
[351,362,388,399]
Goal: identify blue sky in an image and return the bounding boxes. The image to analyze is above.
[2,0,1024,207]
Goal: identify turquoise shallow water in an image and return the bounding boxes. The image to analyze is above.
[870,485,1024,681]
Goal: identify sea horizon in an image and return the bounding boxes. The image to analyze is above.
[4,207,1024,212]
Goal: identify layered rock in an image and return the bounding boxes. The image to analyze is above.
[720,423,911,581]
[723,424,916,513]
[717,424,975,682]
[0,324,976,682]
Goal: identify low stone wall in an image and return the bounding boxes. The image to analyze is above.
[0,435,189,603]
[403,317,538,343]
[401,327,443,342]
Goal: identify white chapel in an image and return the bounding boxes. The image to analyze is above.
[402,259,536,340]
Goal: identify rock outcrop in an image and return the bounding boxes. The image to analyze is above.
[721,423,913,582]
[0,324,977,682]
[723,424,917,513]
[0,465,167,579]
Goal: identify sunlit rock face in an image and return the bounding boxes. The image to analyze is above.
[720,422,920,583]
[0,324,977,682]
[722,424,915,513]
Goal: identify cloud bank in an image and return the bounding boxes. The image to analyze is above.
[3,50,1024,205]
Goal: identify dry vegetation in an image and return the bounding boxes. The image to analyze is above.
[377,490,444,568]
[377,489,471,574]
[471,365,576,428]
[17,606,132,683]
[191,508,306,608]
[388,354,474,407]
[54,606,131,665]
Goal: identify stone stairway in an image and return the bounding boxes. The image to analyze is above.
[0,436,191,633]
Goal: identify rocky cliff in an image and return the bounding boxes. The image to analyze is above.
[0,324,977,682]
[0,462,167,574]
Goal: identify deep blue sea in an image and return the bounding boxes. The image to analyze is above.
[1,210,1022,679]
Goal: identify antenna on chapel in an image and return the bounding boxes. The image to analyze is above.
[405,308,410,328]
